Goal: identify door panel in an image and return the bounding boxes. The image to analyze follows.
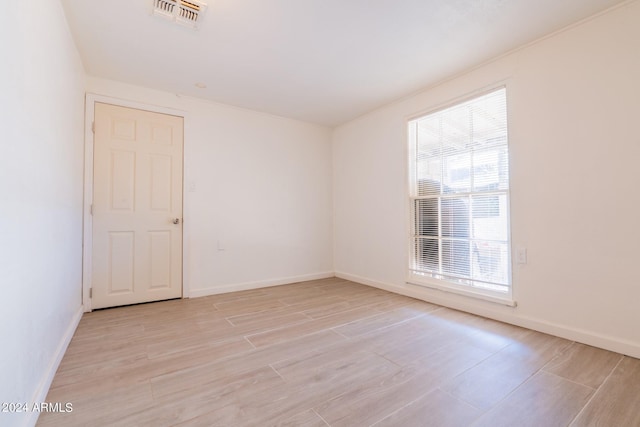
[150,154,172,211]
[92,102,183,309]
[109,150,135,211]
[149,231,172,289]
[108,231,135,294]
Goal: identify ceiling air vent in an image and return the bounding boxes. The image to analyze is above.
[153,0,207,29]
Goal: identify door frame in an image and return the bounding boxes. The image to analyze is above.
[82,93,190,312]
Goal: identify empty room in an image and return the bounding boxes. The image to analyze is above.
[2,0,640,426]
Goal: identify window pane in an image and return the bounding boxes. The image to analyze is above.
[414,237,439,271]
[472,148,509,191]
[417,178,441,197]
[471,194,508,241]
[440,105,471,149]
[442,239,471,277]
[441,196,469,238]
[471,97,507,148]
[443,152,471,193]
[416,117,442,196]
[414,199,439,237]
[472,241,509,285]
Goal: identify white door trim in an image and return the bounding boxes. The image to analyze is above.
[83,93,190,312]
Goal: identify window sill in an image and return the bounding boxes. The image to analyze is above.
[406,278,517,307]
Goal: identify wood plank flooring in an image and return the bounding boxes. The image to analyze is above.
[38,278,640,426]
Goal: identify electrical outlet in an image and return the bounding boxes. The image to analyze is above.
[516,247,527,264]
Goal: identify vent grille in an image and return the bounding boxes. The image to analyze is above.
[153,0,207,29]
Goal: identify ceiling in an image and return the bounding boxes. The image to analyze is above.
[61,0,626,127]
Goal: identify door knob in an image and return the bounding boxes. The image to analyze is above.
[172,218,181,224]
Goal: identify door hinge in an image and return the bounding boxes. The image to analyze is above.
[89,288,92,298]
[90,204,93,215]
[91,121,95,134]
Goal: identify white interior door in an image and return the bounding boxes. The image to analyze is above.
[91,102,183,309]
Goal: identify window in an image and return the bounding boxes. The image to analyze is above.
[408,88,511,299]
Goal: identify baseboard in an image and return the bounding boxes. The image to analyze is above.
[189,271,335,298]
[26,306,83,427]
[335,271,640,359]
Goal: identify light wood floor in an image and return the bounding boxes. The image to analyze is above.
[39,278,640,426]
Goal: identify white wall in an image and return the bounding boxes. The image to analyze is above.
[86,78,334,298]
[333,1,640,357]
[0,1,86,426]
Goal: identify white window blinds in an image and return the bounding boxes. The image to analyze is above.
[408,88,511,295]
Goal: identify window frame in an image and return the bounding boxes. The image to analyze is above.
[405,86,515,306]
